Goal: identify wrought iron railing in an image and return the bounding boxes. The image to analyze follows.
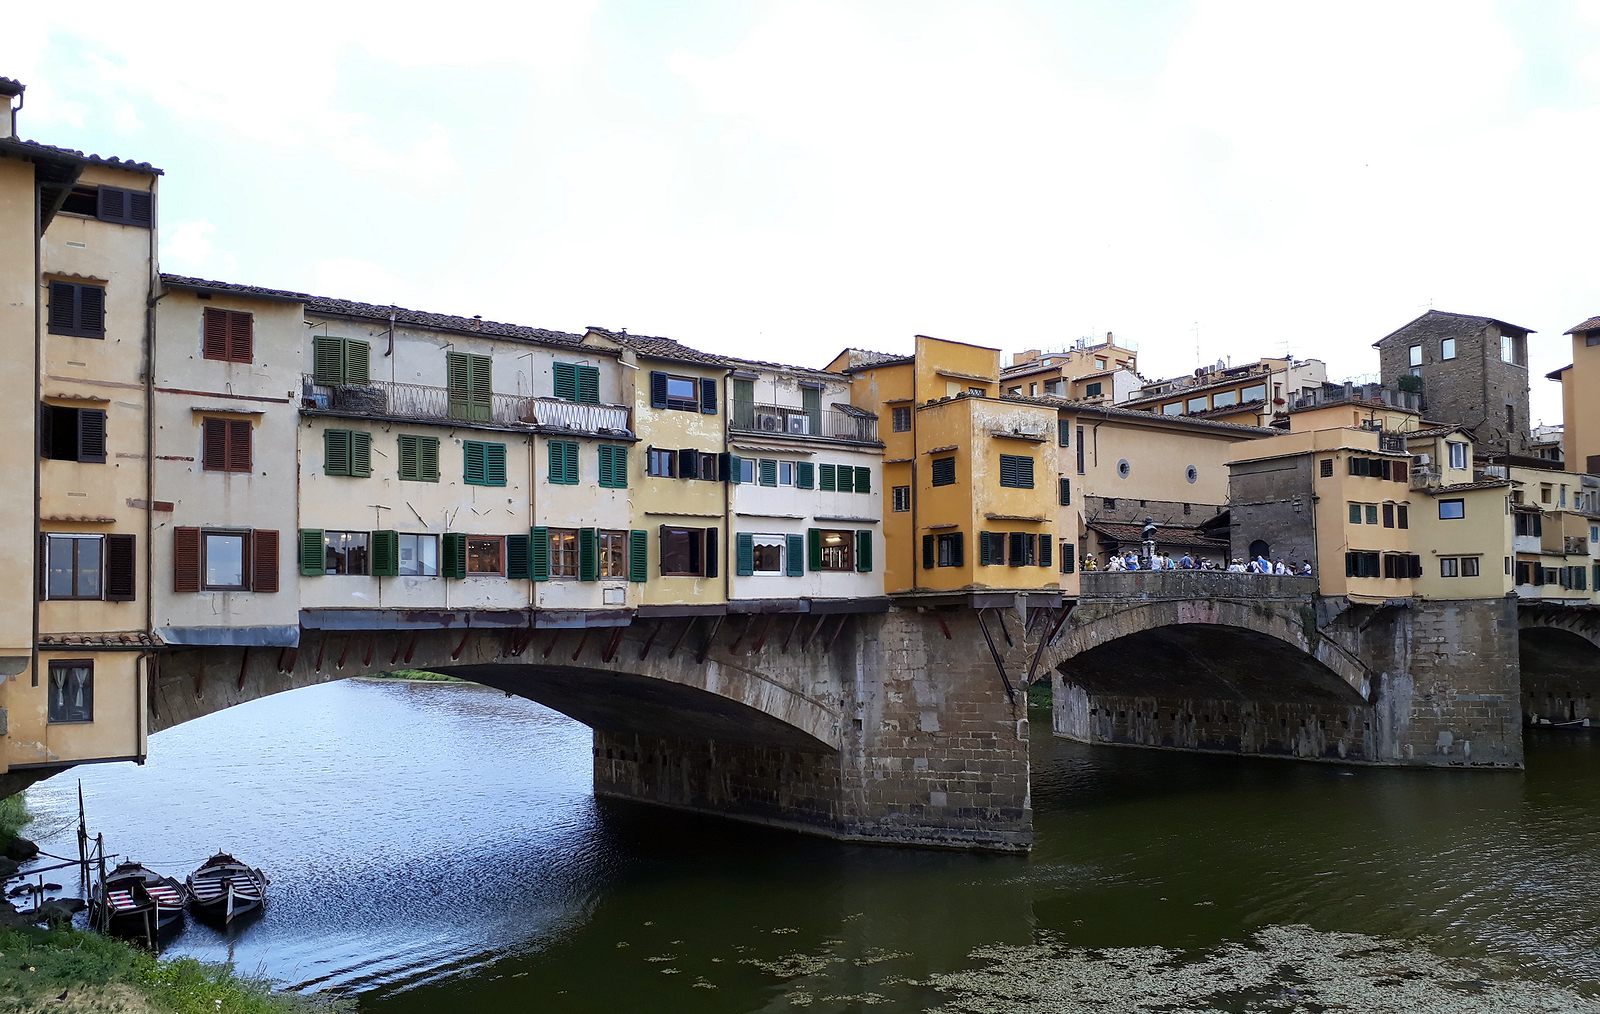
[1078,570,1317,602]
[729,399,878,442]
[302,376,631,433]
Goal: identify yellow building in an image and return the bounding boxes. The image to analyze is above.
[1125,357,1331,427]
[1549,315,1600,474]
[831,337,1058,601]
[1000,335,1140,404]
[1,78,160,782]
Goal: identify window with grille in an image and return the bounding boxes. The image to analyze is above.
[892,406,912,432]
[892,486,911,512]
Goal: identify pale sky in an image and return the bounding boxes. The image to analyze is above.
[7,1,1598,423]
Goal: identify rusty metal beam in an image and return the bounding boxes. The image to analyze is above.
[727,614,754,653]
[601,626,625,663]
[667,616,698,660]
[696,615,724,664]
[543,630,563,660]
[750,614,775,654]
[935,614,952,640]
[277,646,297,675]
[403,630,418,664]
[570,628,592,662]
[800,614,827,651]
[780,614,805,654]
[314,634,326,673]
[995,610,1013,648]
[637,620,662,661]
[235,647,250,691]
[975,610,1016,704]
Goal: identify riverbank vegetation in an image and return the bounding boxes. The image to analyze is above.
[0,924,350,1013]
[368,669,461,683]
[0,793,28,843]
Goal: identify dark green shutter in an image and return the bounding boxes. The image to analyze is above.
[312,338,344,384]
[978,531,992,566]
[299,529,325,576]
[837,464,854,493]
[855,466,870,494]
[1059,477,1071,505]
[699,377,718,414]
[420,437,439,481]
[549,441,566,484]
[579,528,598,581]
[350,431,372,477]
[485,443,507,486]
[447,352,471,420]
[759,459,777,486]
[922,534,935,569]
[786,534,804,575]
[398,435,419,480]
[370,530,399,576]
[1061,543,1075,574]
[649,372,668,408]
[628,530,648,582]
[577,365,600,404]
[464,441,485,484]
[597,445,612,488]
[506,534,531,579]
[735,533,754,576]
[442,533,467,578]
[796,461,815,489]
[727,454,743,484]
[530,526,550,581]
[469,355,492,422]
[1038,535,1052,569]
[553,361,578,401]
[855,530,872,572]
[324,429,351,476]
[802,386,822,434]
[563,443,578,485]
[820,464,836,491]
[807,528,822,571]
[345,341,370,385]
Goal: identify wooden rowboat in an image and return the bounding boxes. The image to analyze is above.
[186,852,268,925]
[90,861,186,944]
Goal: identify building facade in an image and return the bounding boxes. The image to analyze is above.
[1375,309,1533,454]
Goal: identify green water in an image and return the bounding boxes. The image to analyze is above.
[23,680,1600,1011]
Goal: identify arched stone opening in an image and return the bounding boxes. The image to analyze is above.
[1519,625,1600,728]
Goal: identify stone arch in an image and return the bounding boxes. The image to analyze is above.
[1039,598,1372,703]
[150,620,844,753]
[1517,613,1600,726]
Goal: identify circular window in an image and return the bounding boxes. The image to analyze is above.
[1186,465,1199,484]
[1117,459,1131,479]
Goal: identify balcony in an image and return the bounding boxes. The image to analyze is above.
[1410,465,1439,490]
[302,377,632,435]
[730,399,878,443]
[1292,382,1422,414]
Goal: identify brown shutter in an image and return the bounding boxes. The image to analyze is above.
[229,310,253,362]
[173,527,201,592]
[202,307,228,360]
[227,419,252,472]
[251,530,279,592]
[201,418,228,471]
[104,533,136,601]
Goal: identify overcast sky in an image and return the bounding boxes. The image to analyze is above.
[7,1,1596,422]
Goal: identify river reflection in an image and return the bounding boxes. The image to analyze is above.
[20,679,1600,1011]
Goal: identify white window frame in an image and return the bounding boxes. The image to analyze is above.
[398,533,439,577]
[751,534,785,576]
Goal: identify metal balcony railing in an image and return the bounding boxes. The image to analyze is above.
[729,399,878,442]
[302,377,632,434]
[1292,383,1422,413]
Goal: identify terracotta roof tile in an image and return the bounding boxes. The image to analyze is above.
[1564,316,1600,335]
[0,137,162,175]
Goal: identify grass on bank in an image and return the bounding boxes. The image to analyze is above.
[0,794,27,842]
[0,925,350,1014]
[369,669,461,682]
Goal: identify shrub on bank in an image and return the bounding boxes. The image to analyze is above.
[0,794,28,843]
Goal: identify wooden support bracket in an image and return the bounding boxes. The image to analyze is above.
[800,614,827,652]
[975,610,1016,704]
[936,614,953,640]
[314,635,326,673]
[336,636,351,670]
[637,620,661,661]
[666,616,698,660]
[570,628,592,662]
[727,614,754,653]
[403,630,418,664]
[601,626,625,663]
[235,647,250,692]
[824,614,850,652]
[543,630,563,660]
[750,614,775,655]
[277,646,298,675]
[450,627,472,661]
[696,615,724,665]
[780,614,804,654]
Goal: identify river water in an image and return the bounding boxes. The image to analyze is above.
[17,678,1600,1012]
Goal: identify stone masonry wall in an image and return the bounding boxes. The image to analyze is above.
[1377,316,1529,453]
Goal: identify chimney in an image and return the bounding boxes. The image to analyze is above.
[1011,349,1040,367]
[0,78,23,140]
[1105,331,1114,343]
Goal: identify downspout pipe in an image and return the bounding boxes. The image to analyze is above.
[141,173,159,764]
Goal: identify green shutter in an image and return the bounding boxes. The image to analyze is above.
[802,386,822,434]
[837,464,854,493]
[807,528,822,571]
[312,338,344,385]
[299,529,325,576]
[579,527,598,581]
[442,533,467,579]
[485,443,507,486]
[469,354,492,422]
[820,464,836,491]
[596,445,611,488]
[530,526,550,581]
[786,534,804,575]
[324,429,351,476]
[856,530,872,572]
[398,434,419,480]
[506,534,531,579]
[628,529,648,582]
[563,443,578,485]
[350,431,372,478]
[370,530,399,577]
[922,534,934,569]
[345,340,370,385]
[796,461,815,489]
[447,352,472,420]
[549,441,567,485]
[577,364,600,404]
[735,533,754,576]
[758,458,777,486]
[855,466,870,494]
[420,436,439,481]
[597,445,628,489]
[464,441,486,485]
[728,454,743,484]
[553,361,578,401]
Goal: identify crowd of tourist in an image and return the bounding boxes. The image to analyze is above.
[1082,552,1313,576]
